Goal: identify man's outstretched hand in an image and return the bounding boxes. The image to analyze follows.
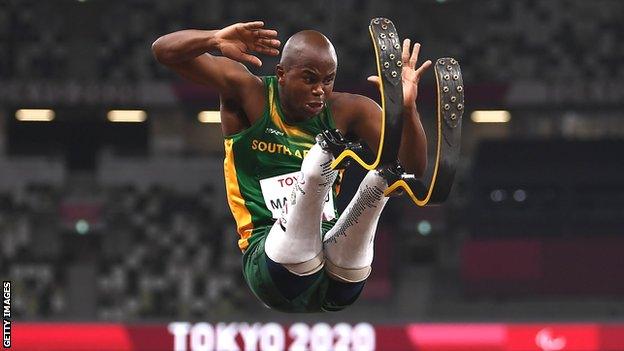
[215,21,281,67]
[367,39,432,109]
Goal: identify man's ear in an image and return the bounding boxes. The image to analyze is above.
[276,64,285,84]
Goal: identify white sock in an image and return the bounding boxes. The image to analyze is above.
[323,170,388,282]
[264,144,337,274]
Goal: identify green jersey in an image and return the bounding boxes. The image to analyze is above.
[223,76,340,251]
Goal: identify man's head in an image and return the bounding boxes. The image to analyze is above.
[276,30,337,120]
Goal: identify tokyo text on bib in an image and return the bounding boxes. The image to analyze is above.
[259,171,336,221]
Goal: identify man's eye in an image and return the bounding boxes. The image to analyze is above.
[324,77,334,84]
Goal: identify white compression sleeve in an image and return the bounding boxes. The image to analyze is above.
[264,143,338,275]
[323,170,389,282]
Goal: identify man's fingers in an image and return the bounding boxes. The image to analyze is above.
[254,29,278,38]
[254,44,280,56]
[409,43,421,68]
[242,21,265,30]
[367,75,381,87]
[258,38,281,48]
[415,60,432,77]
[241,21,278,38]
[402,38,411,64]
[241,52,262,67]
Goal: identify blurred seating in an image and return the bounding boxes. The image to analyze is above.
[0,184,64,319]
[0,182,248,320]
[2,0,623,83]
[95,184,248,320]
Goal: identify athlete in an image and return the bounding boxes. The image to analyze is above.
[152,21,430,312]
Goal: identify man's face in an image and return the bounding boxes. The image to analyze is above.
[277,54,337,120]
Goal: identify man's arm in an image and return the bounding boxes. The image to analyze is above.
[339,93,426,177]
[395,40,430,176]
[397,104,427,176]
[151,21,280,100]
[341,39,430,177]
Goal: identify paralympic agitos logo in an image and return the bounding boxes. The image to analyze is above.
[535,328,566,351]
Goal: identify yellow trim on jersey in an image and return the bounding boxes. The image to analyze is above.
[223,139,254,251]
[268,80,316,141]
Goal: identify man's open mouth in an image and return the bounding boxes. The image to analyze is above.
[306,102,324,110]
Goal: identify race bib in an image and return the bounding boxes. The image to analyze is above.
[259,171,336,221]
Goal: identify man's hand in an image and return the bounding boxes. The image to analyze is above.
[399,39,431,109]
[366,39,430,176]
[215,21,281,67]
[367,39,431,109]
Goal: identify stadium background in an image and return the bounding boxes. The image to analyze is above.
[1,0,624,350]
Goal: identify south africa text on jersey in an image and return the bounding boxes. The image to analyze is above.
[251,139,311,159]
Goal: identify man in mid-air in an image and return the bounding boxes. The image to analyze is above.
[152,20,430,312]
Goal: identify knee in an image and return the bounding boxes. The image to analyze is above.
[281,251,325,276]
[324,258,372,283]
